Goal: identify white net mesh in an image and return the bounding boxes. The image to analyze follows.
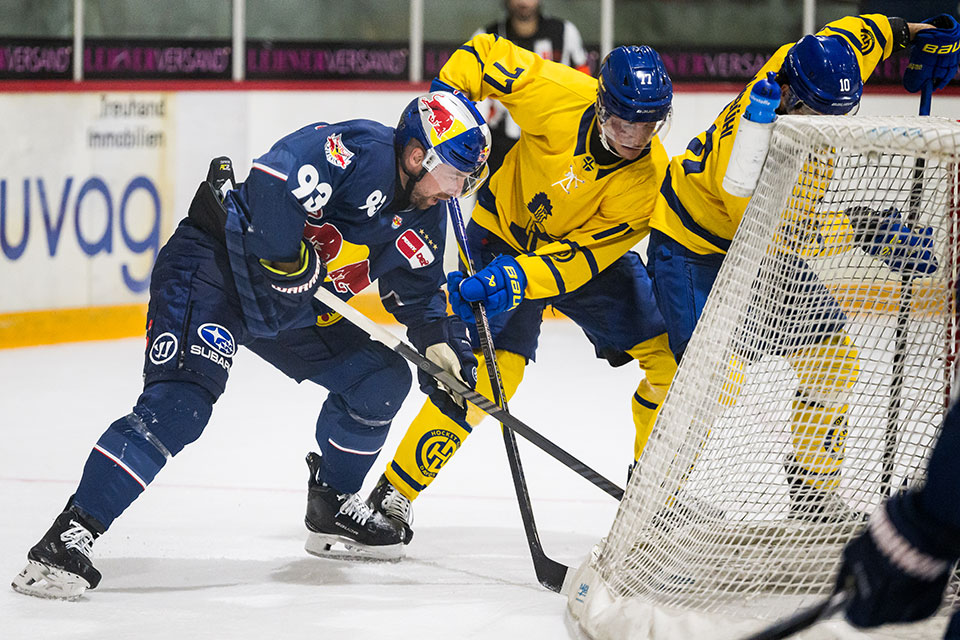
[570,116,960,640]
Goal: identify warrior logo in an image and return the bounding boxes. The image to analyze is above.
[422,96,455,138]
[149,332,178,365]
[416,429,462,477]
[324,133,354,169]
[197,323,236,357]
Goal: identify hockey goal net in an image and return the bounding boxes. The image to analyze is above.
[569,115,960,640]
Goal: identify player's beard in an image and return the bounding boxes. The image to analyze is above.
[409,186,442,210]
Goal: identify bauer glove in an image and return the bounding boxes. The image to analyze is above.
[903,14,960,93]
[845,206,937,276]
[836,491,956,628]
[407,316,478,423]
[448,254,527,323]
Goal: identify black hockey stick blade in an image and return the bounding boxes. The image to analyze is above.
[740,590,850,640]
[447,197,572,594]
[312,285,624,502]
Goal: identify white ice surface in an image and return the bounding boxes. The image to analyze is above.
[0,321,635,639]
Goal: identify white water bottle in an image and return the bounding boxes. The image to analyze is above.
[723,72,781,197]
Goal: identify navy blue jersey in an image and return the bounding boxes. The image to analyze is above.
[223,119,449,330]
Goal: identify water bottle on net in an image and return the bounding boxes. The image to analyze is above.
[723,71,781,197]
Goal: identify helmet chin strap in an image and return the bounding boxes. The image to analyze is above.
[396,157,429,210]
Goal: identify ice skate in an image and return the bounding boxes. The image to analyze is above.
[11,505,104,600]
[784,457,865,525]
[367,473,414,545]
[652,493,725,531]
[303,452,405,561]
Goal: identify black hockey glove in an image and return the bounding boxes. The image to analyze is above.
[256,242,326,314]
[206,155,236,197]
[407,316,478,423]
[836,490,956,628]
[845,206,938,276]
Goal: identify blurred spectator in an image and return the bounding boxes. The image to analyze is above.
[474,0,590,173]
[859,1,959,21]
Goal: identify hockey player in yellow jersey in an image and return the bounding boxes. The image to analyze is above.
[647,13,955,523]
[365,34,678,541]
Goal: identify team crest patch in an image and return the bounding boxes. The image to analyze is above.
[416,429,462,477]
[395,229,435,269]
[858,27,875,55]
[315,311,342,327]
[391,215,403,229]
[197,323,236,357]
[324,133,354,169]
[527,192,553,224]
[149,332,178,365]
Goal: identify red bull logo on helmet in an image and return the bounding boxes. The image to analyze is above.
[419,93,469,146]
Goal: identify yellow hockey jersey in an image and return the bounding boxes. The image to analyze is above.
[651,14,898,256]
[438,34,669,299]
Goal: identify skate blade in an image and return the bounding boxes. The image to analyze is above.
[11,560,90,600]
[304,532,403,562]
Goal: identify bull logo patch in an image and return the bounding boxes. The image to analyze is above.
[325,133,355,169]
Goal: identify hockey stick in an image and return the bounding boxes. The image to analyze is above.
[311,284,624,503]
[881,83,933,497]
[738,589,850,640]
[446,197,571,594]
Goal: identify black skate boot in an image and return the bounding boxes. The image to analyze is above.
[11,504,104,600]
[367,474,414,545]
[784,455,865,525]
[303,452,405,561]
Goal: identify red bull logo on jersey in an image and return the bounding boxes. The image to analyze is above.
[395,229,435,269]
[324,133,354,169]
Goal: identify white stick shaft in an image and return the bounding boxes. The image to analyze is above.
[313,286,402,350]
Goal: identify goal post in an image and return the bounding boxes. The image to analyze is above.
[568,116,960,640]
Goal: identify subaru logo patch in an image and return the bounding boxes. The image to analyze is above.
[149,332,179,365]
[197,323,236,357]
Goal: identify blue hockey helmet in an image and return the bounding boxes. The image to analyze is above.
[782,35,862,115]
[597,45,673,124]
[395,90,491,198]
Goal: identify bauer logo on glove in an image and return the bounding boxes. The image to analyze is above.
[448,254,527,322]
[904,14,960,93]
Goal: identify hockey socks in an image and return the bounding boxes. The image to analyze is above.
[385,349,526,501]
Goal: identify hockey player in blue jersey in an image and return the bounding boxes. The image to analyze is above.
[835,390,960,636]
[11,90,491,600]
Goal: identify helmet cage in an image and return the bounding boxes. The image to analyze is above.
[597,108,672,152]
[422,146,490,198]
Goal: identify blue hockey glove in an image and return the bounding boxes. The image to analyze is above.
[836,491,956,628]
[407,316,478,422]
[846,206,937,276]
[904,14,960,93]
[448,255,527,323]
